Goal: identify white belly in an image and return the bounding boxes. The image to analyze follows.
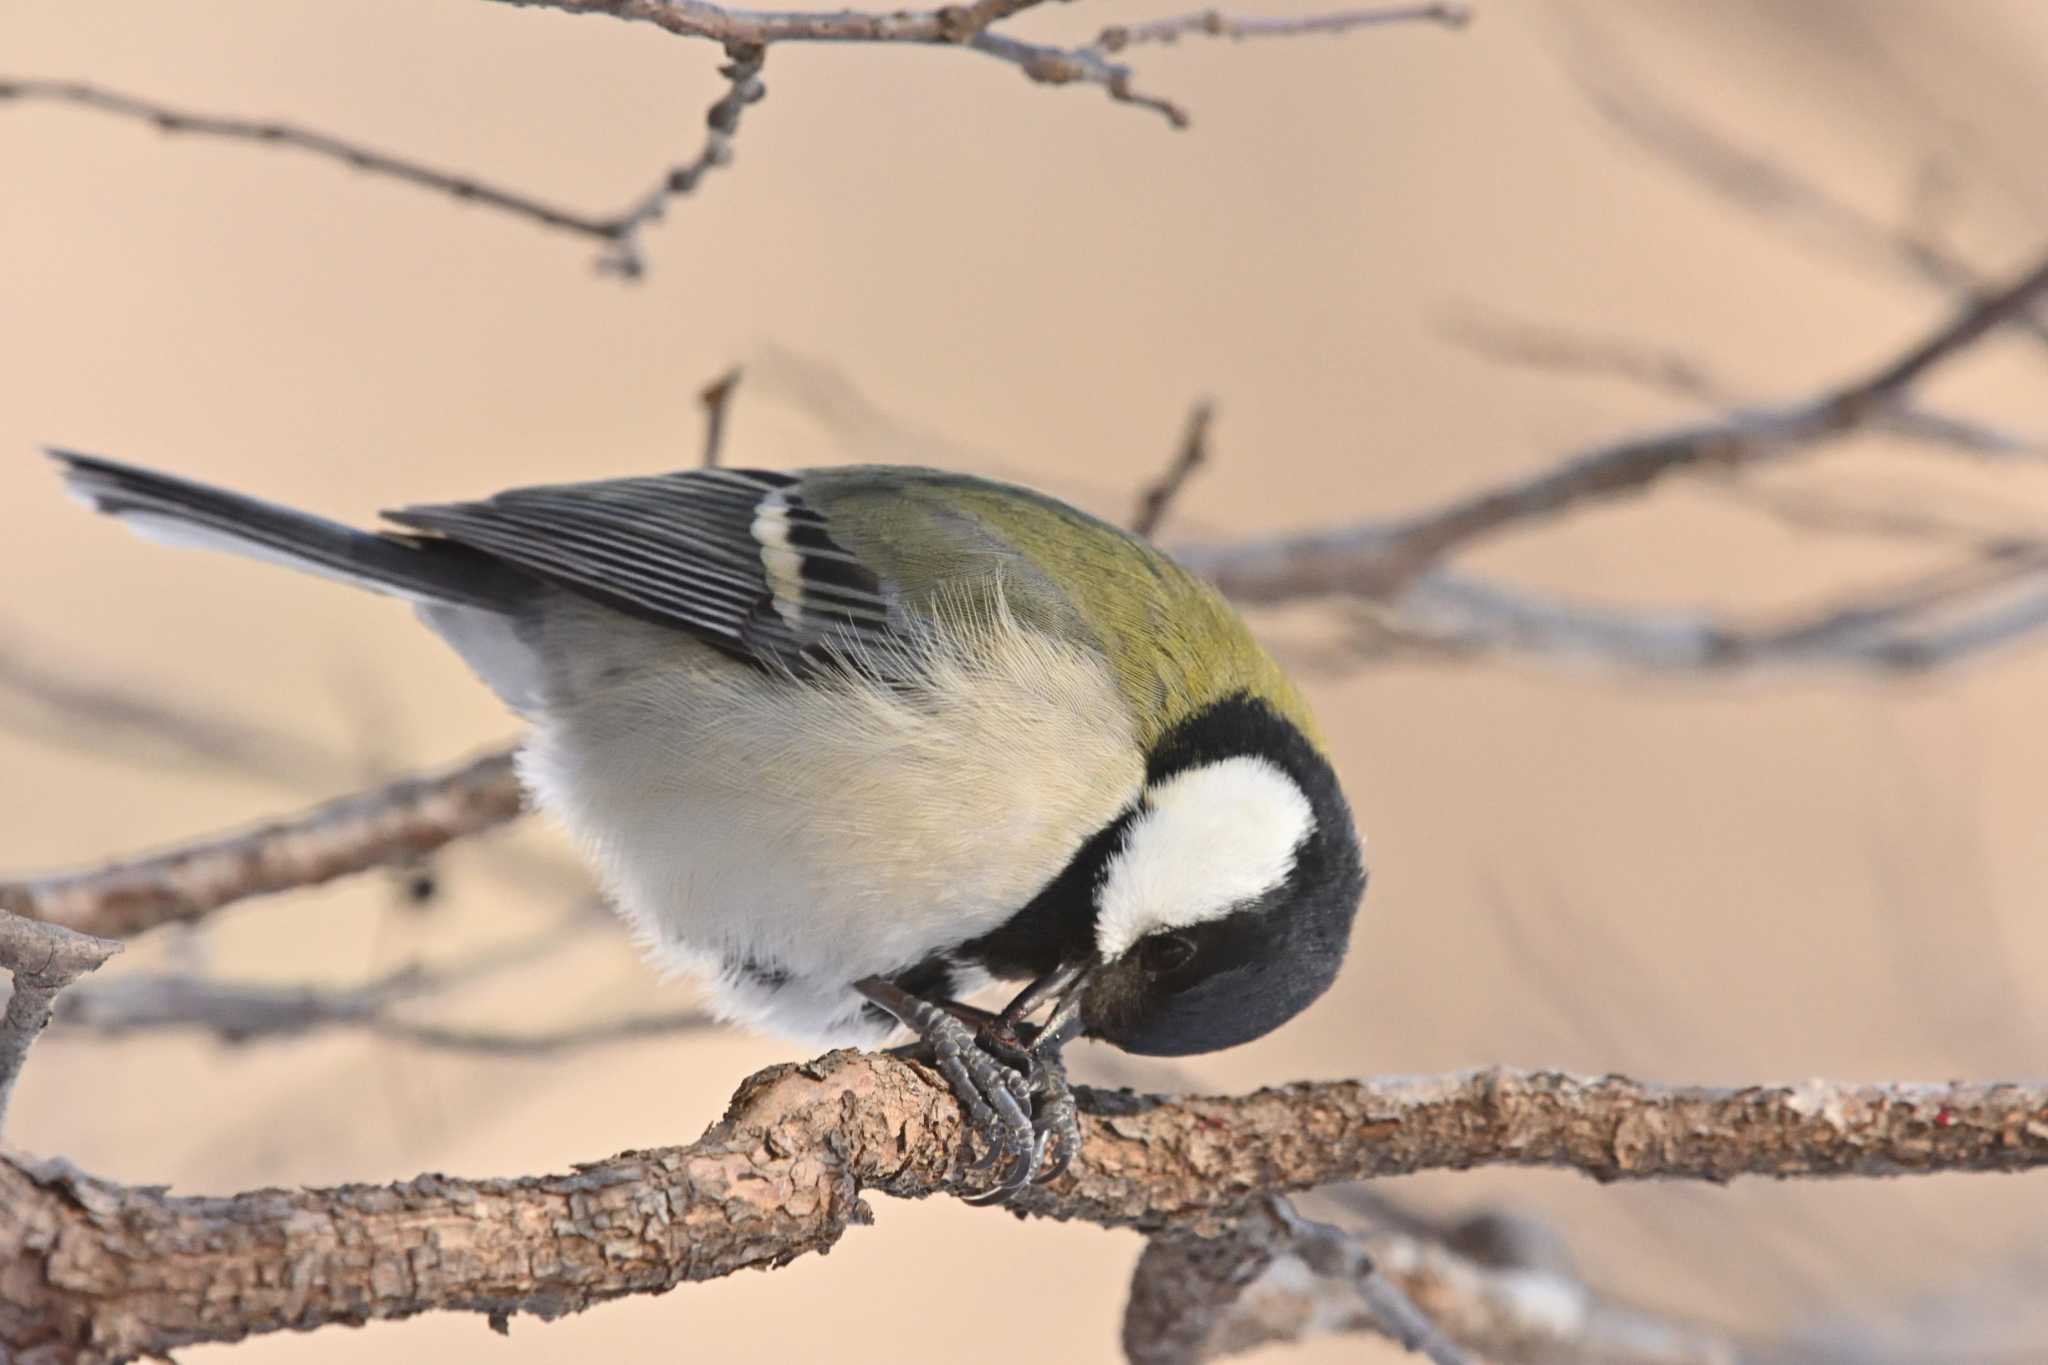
[517,600,1143,1044]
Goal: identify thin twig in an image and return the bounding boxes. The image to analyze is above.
[1097,3,1470,53]
[6,2,1463,277]
[370,1008,713,1055]
[0,81,613,253]
[1444,307,2048,461]
[1264,1196,1469,1365]
[1711,481,2043,558]
[1133,399,1214,538]
[595,44,766,277]
[968,30,1192,126]
[5,1058,2044,1359]
[1356,554,2048,675]
[698,366,744,467]
[0,913,120,1134]
[0,52,765,278]
[484,0,1050,46]
[50,960,710,1056]
[44,903,604,1046]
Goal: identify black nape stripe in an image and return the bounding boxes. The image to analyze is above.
[1146,693,1315,784]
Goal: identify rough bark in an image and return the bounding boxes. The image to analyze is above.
[0,915,121,1135]
[4,1058,2043,1362]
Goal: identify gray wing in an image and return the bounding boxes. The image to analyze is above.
[384,468,896,672]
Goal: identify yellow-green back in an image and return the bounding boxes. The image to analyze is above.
[811,468,1318,752]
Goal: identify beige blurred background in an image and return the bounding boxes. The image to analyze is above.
[5,1,2048,1360]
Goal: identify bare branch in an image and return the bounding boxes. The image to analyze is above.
[491,0,1464,128]
[1362,1226,1754,1365]
[1097,3,1470,53]
[0,913,120,1135]
[698,365,743,467]
[1133,400,1214,538]
[594,44,766,277]
[0,53,767,277]
[1179,246,2048,603]
[35,903,700,1057]
[367,1008,713,1055]
[1441,307,2048,461]
[7,0,1462,273]
[965,30,1191,126]
[1355,555,2048,674]
[1710,482,2043,556]
[0,81,623,258]
[3,1058,2042,1360]
[0,748,522,939]
[1125,1196,1471,1365]
[483,0,1050,46]
[1155,1196,1744,1365]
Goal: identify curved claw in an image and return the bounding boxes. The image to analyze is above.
[1027,1049,1083,1185]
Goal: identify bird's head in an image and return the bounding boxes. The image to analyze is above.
[1010,695,1365,1057]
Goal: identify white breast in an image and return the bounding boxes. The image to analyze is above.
[516,596,1144,1044]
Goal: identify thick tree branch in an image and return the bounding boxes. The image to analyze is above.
[0,749,522,938]
[0,914,120,1135]
[2,1058,2043,1361]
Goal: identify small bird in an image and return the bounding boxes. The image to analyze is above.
[52,452,1366,1196]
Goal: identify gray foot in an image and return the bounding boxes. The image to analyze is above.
[858,977,1079,1201]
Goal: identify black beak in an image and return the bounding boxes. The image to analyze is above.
[997,958,1094,1051]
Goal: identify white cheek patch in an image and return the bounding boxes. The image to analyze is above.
[1094,755,1316,960]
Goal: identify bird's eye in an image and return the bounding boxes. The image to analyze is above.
[1137,933,1197,977]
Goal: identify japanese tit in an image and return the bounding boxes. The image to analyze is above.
[52,453,1366,1192]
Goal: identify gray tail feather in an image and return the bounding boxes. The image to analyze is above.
[49,449,531,612]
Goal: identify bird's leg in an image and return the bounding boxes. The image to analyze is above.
[985,959,1090,1185]
[979,1017,1083,1185]
[854,977,1039,1197]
